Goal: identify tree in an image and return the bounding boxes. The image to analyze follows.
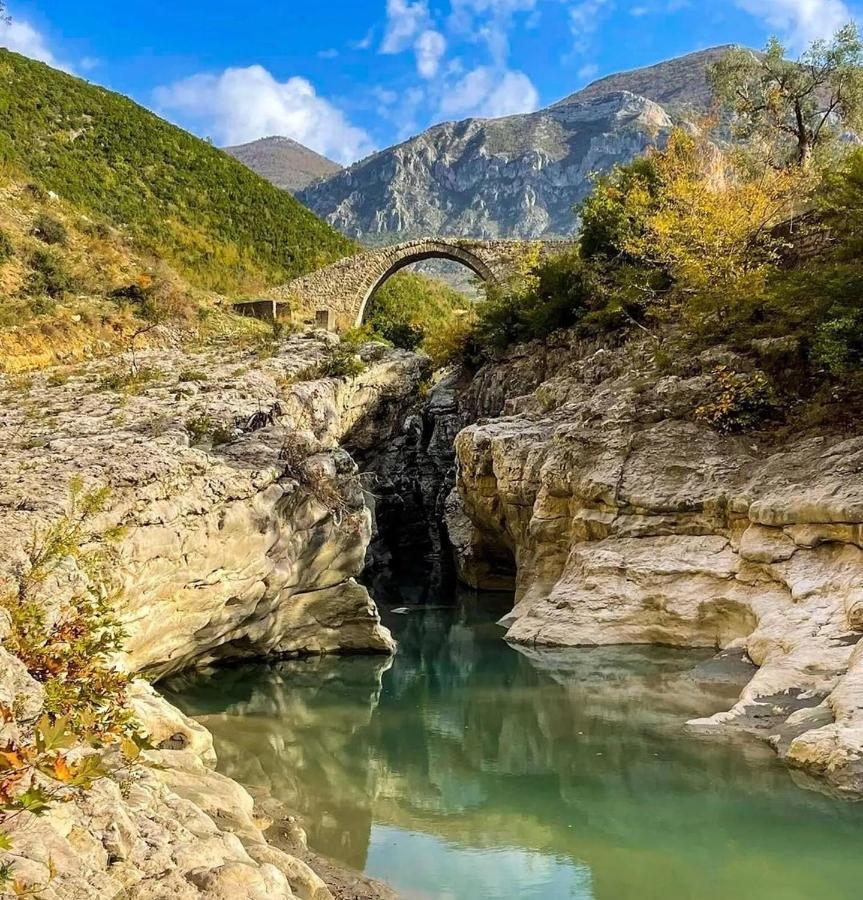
[578,129,804,333]
[709,25,863,169]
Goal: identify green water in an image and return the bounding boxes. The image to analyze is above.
[164,591,863,900]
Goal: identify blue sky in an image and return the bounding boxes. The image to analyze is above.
[2,0,861,163]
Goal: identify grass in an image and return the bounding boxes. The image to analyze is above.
[0,50,356,294]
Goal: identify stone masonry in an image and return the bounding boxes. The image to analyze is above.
[245,238,572,330]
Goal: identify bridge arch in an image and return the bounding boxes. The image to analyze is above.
[355,240,500,326]
[259,238,564,331]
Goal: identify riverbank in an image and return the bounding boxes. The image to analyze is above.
[0,332,427,897]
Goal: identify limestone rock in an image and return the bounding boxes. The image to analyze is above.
[0,334,424,677]
[446,333,863,796]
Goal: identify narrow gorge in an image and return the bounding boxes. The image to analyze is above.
[3,21,863,899]
[3,319,863,897]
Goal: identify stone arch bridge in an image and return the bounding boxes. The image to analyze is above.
[238,238,571,330]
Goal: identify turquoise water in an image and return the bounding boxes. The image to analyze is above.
[164,590,863,900]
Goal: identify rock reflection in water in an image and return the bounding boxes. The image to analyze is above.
[164,592,863,900]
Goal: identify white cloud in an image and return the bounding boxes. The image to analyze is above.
[440,65,539,118]
[450,0,538,65]
[415,29,447,78]
[0,14,70,71]
[733,0,855,48]
[569,0,615,54]
[154,65,374,164]
[381,0,429,53]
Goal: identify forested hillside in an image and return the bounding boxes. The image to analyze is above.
[0,50,355,293]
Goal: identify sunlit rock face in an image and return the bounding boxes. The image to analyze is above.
[0,335,430,678]
[445,333,863,795]
[299,49,732,244]
[0,334,430,898]
[301,92,673,241]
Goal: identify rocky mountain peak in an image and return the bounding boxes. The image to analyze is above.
[294,47,736,243]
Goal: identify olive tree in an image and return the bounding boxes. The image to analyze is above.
[709,25,863,168]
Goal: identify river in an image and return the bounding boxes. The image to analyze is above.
[163,588,863,900]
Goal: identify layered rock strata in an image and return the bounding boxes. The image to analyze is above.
[0,334,430,677]
[444,334,863,795]
[0,333,428,897]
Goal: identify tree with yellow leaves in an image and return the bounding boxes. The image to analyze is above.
[579,129,808,334]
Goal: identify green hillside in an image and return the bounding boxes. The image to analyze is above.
[0,50,355,293]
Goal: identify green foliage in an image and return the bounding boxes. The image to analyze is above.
[26,248,76,300]
[177,368,208,383]
[0,49,355,293]
[695,366,778,433]
[709,26,863,168]
[473,250,592,354]
[375,318,424,350]
[185,414,213,444]
[364,270,468,351]
[0,479,131,735]
[320,346,367,379]
[98,365,161,394]
[31,213,68,246]
[184,414,233,446]
[0,228,13,264]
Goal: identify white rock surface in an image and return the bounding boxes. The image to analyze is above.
[0,334,429,677]
[448,336,863,794]
[0,332,428,896]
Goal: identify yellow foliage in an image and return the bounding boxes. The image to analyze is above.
[627,133,806,307]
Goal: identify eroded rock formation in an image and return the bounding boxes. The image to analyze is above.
[0,334,432,677]
[437,334,863,795]
[0,333,429,897]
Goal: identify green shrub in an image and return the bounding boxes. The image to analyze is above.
[468,250,593,358]
[98,366,161,394]
[31,213,68,246]
[321,346,366,379]
[0,229,13,264]
[185,414,212,443]
[695,367,778,432]
[178,368,208,383]
[376,319,424,350]
[26,248,75,299]
[812,309,863,375]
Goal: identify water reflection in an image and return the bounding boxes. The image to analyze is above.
[164,592,863,900]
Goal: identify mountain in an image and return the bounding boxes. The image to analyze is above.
[556,45,732,115]
[225,136,342,194]
[0,50,354,293]
[299,47,729,242]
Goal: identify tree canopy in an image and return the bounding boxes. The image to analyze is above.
[709,25,863,168]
